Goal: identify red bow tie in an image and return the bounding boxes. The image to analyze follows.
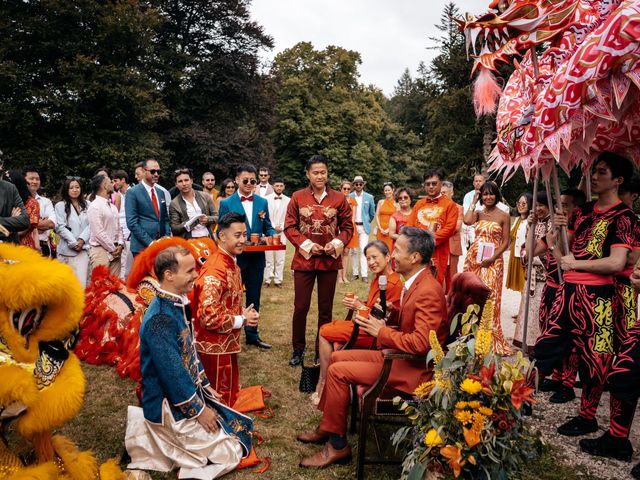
[240,195,253,202]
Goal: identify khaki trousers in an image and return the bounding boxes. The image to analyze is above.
[89,245,121,277]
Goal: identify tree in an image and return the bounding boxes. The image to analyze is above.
[271,42,394,192]
[0,0,166,185]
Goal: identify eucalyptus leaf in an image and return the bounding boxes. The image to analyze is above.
[407,462,427,480]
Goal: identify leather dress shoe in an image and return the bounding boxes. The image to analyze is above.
[299,442,352,468]
[246,337,272,349]
[296,428,330,444]
[539,378,562,392]
[557,416,598,437]
[580,432,633,462]
[289,350,304,367]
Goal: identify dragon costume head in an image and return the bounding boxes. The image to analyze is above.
[0,243,122,479]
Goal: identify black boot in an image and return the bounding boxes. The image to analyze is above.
[549,386,576,404]
[631,462,640,479]
[557,416,598,437]
[579,432,633,462]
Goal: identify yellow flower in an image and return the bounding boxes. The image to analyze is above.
[475,328,493,358]
[454,409,473,425]
[480,300,494,330]
[478,406,493,416]
[424,428,443,447]
[472,412,486,430]
[414,381,434,398]
[460,378,482,395]
[429,329,445,364]
[468,401,480,409]
[455,401,468,409]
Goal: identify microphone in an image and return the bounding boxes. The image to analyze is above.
[379,275,387,320]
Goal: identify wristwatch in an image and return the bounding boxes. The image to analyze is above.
[549,245,556,252]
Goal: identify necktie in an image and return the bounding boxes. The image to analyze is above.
[150,187,160,218]
[241,195,253,202]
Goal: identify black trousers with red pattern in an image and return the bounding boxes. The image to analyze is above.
[533,281,615,420]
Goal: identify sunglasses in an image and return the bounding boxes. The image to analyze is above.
[174,168,191,175]
[353,182,363,186]
[259,173,269,177]
[66,175,81,180]
[146,168,161,175]
[383,182,394,187]
[241,178,257,185]
[397,195,410,200]
[226,184,236,189]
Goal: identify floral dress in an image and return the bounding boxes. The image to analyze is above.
[464,220,511,355]
[20,196,40,250]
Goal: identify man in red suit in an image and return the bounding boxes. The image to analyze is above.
[284,155,354,367]
[296,227,448,468]
[192,212,259,407]
[407,170,459,285]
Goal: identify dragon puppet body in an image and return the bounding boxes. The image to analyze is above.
[460,0,640,179]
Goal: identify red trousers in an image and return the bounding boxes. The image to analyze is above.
[292,269,338,353]
[319,349,385,435]
[199,353,239,407]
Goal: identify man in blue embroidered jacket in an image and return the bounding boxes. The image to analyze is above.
[125,245,252,479]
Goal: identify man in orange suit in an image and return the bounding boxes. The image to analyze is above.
[296,227,448,468]
[407,170,458,285]
[192,212,259,407]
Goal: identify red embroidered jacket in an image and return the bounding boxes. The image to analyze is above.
[192,248,243,355]
[284,186,354,271]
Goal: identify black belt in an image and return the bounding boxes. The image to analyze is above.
[355,222,364,225]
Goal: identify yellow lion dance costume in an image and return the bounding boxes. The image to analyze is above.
[0,243,122,479]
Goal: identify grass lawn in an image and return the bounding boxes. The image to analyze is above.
[56,244,596,479]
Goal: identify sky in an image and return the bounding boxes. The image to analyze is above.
[249,0,483,96]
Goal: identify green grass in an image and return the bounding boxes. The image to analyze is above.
[43,245,596,479]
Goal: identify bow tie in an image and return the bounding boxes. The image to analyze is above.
[274,195,282,200]
[240,195,253,202]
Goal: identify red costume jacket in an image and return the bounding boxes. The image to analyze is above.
[407,195,458,285]
[378,268,448,394]
[284,186,354,271]
[192,248,243,355]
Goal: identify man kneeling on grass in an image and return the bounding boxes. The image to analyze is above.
[296,227,448,468]
[124,245,252,479]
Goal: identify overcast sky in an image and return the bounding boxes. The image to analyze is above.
[250,0,483,96]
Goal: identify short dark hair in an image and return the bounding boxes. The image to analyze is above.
[89,174,107,196]
[174,167,192,181]
[364,240,389,257]
[259,167,270,173]
[23,165,39,176]
[93,166,110,177]
[142,158,159,169]
[306,155,328,171]
[112,170,129,182]
[595,151,634,188]
[272,178,285,185]
[536,191,550,208]
[217,212,247,234]
[423,170,444,182]
[399,227,435,264]
[236,163,257,176]
[479,181,502,205]
[155,246,191,282]
[394,187,413,202]
[7,170,30,203]
[561,188,587,207]
[134,161,145,169]
[619,176,640,196]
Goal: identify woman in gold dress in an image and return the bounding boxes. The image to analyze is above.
[463,181,512,355]
[506,193,532,292]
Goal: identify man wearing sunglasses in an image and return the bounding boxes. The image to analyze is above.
[218,164,276,349]
[125,158,172,257]
[349,175,375,283]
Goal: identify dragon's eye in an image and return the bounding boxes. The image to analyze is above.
[10,306,47,344]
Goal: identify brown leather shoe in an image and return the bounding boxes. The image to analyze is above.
[296,428,330,444]
[299,442,352,468]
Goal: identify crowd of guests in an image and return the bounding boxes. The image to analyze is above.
[3,151,640,477]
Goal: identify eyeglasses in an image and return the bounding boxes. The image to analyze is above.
[241,178,257,185]
[225,184,236,189]
[146,169,161,175]
[397,195,410,200]
[353,182,363,186]
[66,176,81,180]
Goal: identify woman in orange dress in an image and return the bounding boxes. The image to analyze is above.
[375,182,397,252]
[339,181,358,283]
[312,240,402,404]
[389,187,412,246]
[7,170,40,251]
[463,181,511,355]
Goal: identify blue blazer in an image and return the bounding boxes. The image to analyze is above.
[350,191,376,235]
[125,183,171,253]
[218,192,276,268]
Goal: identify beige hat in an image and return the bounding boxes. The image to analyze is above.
[353,175,365,183]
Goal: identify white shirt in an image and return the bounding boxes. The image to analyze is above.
[258,183,270,197]
[354,191,364,223]
[266,192,290,230]
[142,181,159,205]
[240,193,254,228]
[35,194,56,241]
[118,190,130,240]
[183,196,208,238]
[403,267,426,292]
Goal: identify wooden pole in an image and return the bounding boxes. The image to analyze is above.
[521,167,539,354]
[544,178,563,283]
[552,166,571,254]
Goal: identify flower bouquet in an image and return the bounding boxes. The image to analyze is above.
[392,301,538,479]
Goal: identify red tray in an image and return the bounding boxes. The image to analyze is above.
[243,244,286,252]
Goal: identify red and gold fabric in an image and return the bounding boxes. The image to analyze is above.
[284,186,354,271]
[406,195,459,285]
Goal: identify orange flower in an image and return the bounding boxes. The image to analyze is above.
[441,445,466,478]
[510,378,535,410]
[479,361,495,392]
[463,426,481,448]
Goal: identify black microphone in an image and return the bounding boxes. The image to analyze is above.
[379,275,387,320]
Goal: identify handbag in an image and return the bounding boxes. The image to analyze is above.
[298,360,320,393]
